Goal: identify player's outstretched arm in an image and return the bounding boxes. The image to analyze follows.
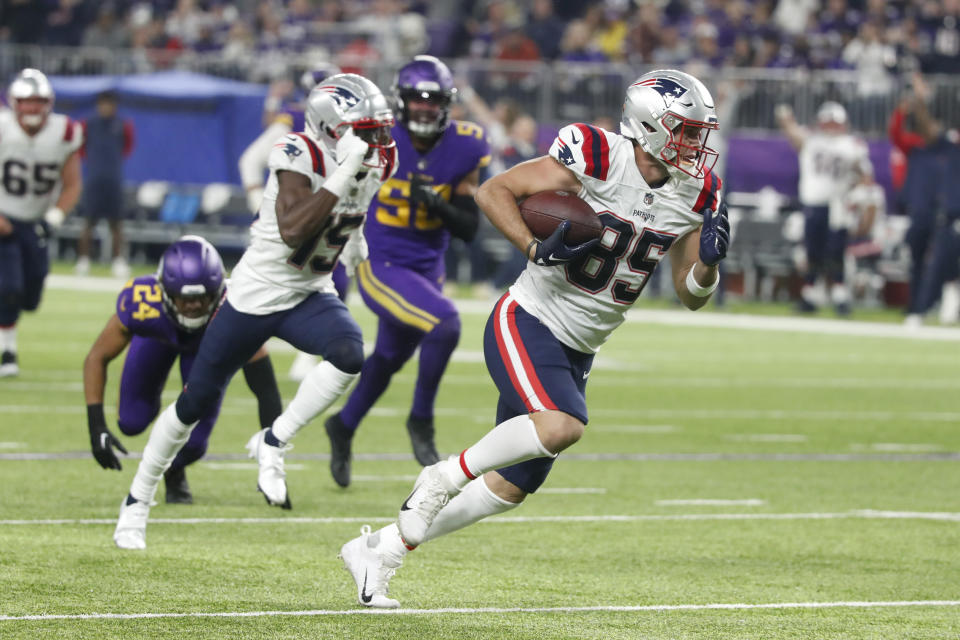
[775,105,805,152]
[475,155,581,258]
[669,202,730,311]
[82,314,132,470]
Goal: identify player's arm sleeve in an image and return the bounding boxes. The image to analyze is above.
[240,121,293,190]
[267,133,321,181]
[114,281,137,331]
[548,123,612,184]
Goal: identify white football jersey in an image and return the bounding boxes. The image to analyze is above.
[510,123,721,353]
[798,132,870,207]
[0,111,82,221]
[228,132,397,314]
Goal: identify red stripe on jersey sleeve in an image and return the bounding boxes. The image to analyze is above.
[292,133,325,176]
[63,118,75,142]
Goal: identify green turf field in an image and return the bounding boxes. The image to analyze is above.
[1,275,959,639]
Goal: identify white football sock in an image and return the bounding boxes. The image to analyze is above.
[0,326,16,352]
[830,283,850,305]
[423,475,519,542]
[270,360,358,443]
[374,477,520,559]
[129,403,197,504]
[449,415,553,490]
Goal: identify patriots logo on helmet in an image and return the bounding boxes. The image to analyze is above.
[556,139,575,166]
[282,143,302,158]
[633,77,692,107]
[321,85,361,110]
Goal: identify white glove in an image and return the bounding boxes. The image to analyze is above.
[335,127,368,175]
[246,186,264,214]
[44,207,65,229]
[324,128,370,198]
[339,224,369,277]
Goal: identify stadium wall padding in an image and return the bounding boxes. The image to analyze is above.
[50,71,266,186]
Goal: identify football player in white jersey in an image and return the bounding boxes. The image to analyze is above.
[777,101,871,315]
[337,69,731,608]
[113,74,397,549]
[0,69,83,377]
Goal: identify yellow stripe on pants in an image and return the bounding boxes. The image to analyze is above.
[357,261,438,332]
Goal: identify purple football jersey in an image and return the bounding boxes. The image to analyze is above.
[274,99,306,133]
[364,120,491,271]
[115,275,204,352]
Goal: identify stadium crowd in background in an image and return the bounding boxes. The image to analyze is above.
[1,0,958,76]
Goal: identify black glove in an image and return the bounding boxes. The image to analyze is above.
[531,220,600,267]
[88,404,128,470]
[698,201,731,266]
[410,174,479,242]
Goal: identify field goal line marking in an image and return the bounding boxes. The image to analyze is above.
[3,510,960,526]
[3,600,959,622]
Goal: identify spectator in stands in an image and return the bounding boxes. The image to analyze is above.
[76,91,135,279]
[558,19,608,64]
[81,5,130,50]
[842,20,897,132]
[525,0,565,60]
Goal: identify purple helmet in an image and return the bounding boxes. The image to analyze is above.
[157,235,225,332]
[299,61,342,93]
[394,55,456,138]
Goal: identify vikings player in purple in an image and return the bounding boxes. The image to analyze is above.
[323,56,491,487]
[82,236,282,503]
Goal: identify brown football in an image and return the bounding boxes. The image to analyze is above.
[519,190,603,244]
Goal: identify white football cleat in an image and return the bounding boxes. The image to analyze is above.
[114,496,150,550]
[246,429,292,509]
[397,458,461,548]
[287,352,317,382]
[0,350,18,378]
[339,525,401,609]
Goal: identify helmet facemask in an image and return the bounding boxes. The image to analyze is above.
[8,69,54,132]
[621,70,720,181]
[163,284,218,332]
[156,235,225,333]
[657,113,719,180]
[305,73,396,169]
[397,88,452,138]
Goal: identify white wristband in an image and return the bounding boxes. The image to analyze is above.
[322,166,356,199]
[686,266,719,297]
[44,207,65,228]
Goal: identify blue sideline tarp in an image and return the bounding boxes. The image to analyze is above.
[50,71,266,186]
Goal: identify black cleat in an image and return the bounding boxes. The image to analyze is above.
[164,466,193,504]
[406,415,440,466]
[325,413,355,488]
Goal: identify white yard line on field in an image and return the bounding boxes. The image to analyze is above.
[3,510,960,526]
[655,499,766,506]
[2,599,959,622]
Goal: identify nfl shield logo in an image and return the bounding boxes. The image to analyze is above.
[644,192,654,205]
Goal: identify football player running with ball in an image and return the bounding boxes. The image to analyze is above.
[339,69,731,608]
[0,69,83,377]
[114,74,397,549]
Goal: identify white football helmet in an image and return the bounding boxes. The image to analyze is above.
[620,69,719,180]
[305,73,395,169]
[816,101,848,127]
[8,68,54,130]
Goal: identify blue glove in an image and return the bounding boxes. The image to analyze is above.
[532,220,600,267]
[698,201,730,267]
